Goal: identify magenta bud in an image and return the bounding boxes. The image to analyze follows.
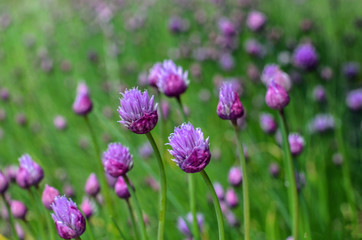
[15,223,25,240]
[293,43,318,71]
[102,143,133,178]
[247,11,267,32]
[42,185,60,210]
[106,173,117,188]
[313,85,327,103]
[261,64,292,91]
[72,92,93,115]
[157,60,189,97]
[0,171,9,194]
[259,113,277,134]
[51,196,86,239]
[217,82,244,120]
[225,188,239,208]
[114,176,131,199]
[11,200,27,219]
[218,18,236,37]
[16,154,44,189]
[288,133,305,156]
[177,217,191,237]
[265,81,290,110]
[269,163,280,178]
[53,115,67,131]
[228,167,242,187]
[85,173,100,197]
[213,182,224,200]
[226,211,240,227]
[80,197,94,219]
[63,184,75,198]
[148,63,162,88]
[346,88,362,111]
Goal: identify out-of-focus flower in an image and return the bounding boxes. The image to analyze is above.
[84,173,100,197]
[72,82,93,115]
[217,82,244,120]
[16,154,44,189]
[168,123,211,173]
[246,11,266,32]
[213,182,224,200]
[42,185,60,210]
[218,18,236,37]
[0,171,8,194]
[320,66,333,81]
[102,143,133,178]
[332,153,343,166]
[53,115,67,131]
[259,113,277,134]
[51,196,86,239]
[138,142,153,159]
[269,163,280,178]
[81,197,95,219]
[148,63,162,88]
[244,39,264,58]
[308,114,335,133]
[313,85,327,103]
[228,167,242,187]
[11,200,27,219]
[261,64,292,91]
[218,53,235,71]
[346,88,362,111]
[265,81,290,110]
[288,133,305,156]
[168,16,189,33]
[118,88,158,134]
[114,176,131,199]
[293,43,318,70]
[225,188,239,208]
[342,62,360,80]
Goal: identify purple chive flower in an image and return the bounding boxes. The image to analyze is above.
[80,197,94,219]
[218,18,236,37]
[53,115,67,131]
[114,176,131,199]
[102,143,133,178]
[244,39,264,58]
[313,85,327,103]
[225,188,239,208]
[72,82,93,115]
[261,64,292,91]
[0,171,8,194]
[320,66,333,81]
[265,81,290,110]
[106,173,117,187]
[269,163,280,178]
[118,88,158,134]
[16,154,44,189]
[148,63,162,88]
[293,43,318,70]
[51,196,86,239]
[213,182,224,200]
[346,88,362,111]
[246,11,266,32]
[157,60,189,97]
[0,88,9,101]
[63,184,75,198]
[168,123,211,173]
[288,133,305,156]
[218,53,235,71]
[342,62,360,80]
[308,114,335,133]
[228,167,242,187]
[186,212,204,231]
[11,200,27,219]
[85,173,100,197]
[42,185,60,210]
[15,222,24,240]
[226,211,240,227]
[138,142,153,159]
[217,82,244,120]
[259,113,277,134]
[177,216,191,237]
[168,16,189,33]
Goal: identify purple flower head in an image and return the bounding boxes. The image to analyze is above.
[244,39,264,58]
[225,188,239,208]
[261,64,292,91]
[269,163,280,178]
[288,133,305,156]
[313,85,327,103]
[138,142,153,159]
[186,212,204,231]
[51,196,86,239]
[228,167,242,187]
[213,182,224,200]
[102,143,133,178]
[84,173,100,197]
[346,88,362,111]
[217,82,244,120]
[320,66,333,81]
[114,176,131,199]
[342,62,360,80]
[148,63,162,88]
[226,210,240,227]
[118,88,158,134]
[0,171,8,194]
[168,16,189,33]
[308,114,335,133]
[265,81,290,110]
[247,11,267,32]
[11,200,27,219]
[15,223,24,240]
[42,185,60,210]
[63,185,75,198]
[0,88,9,101]
[72,82,93,115]
[218,53,235,71]
[157,60,189,97]
[177,217,191,237]
[81,197,94,219]
[259,113,277,134]
[167,123,211,173]
[293,43,318,70]
[16,154,44,189]
[218,18,236,37]
[53,115,67,131]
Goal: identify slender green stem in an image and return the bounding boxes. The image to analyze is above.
[200,170,225,240]
[126,199,141,240]
[176,96,199,240]
[278,110,299,240]
[232,123,250,240]
[111,216,127,240]
[123,175,149,240]
[145,132,167,240]
[2,194,19,240]
[84,115,113,217]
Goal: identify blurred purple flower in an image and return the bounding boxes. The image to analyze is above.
[259,113,277,134]
[0,171,8,194]
[81,197,94,219]
[265,81,290,110]
[308,114,335,133]
[16,154,44,189]
[102,143,133,178]
[342,62,360,80]
[11,200,27,219]
[228,167,242,187]
[72,82,93,115]
[114,176,131,199]
[85,173,100,197]
[225,188,239,208]
[217,82,244,120]
[346,88,362,111]
[293,43,318,70]
[246,11,266,31]
[288,133,305,156]
[157,60,189,97]
[261,64,292,91]
[42,185,60,210]
[53,115,67,131]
